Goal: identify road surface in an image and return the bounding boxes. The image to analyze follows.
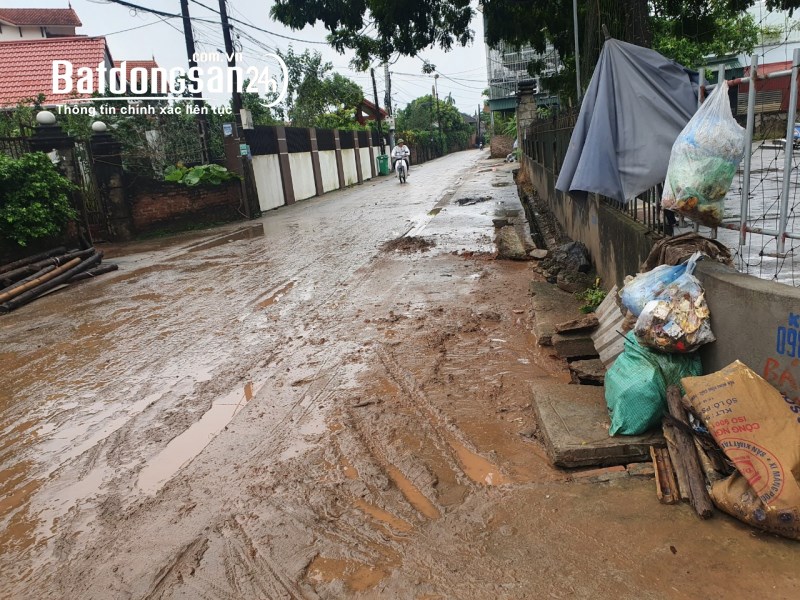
[1,152,798,599]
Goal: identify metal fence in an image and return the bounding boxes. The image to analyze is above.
[524,49,800,287]
[0,136,30,159]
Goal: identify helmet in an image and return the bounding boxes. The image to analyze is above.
[397,138,404,144]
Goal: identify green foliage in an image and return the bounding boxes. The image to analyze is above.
[651,3,759,68]
[576,278,607,313]
[270,0,473,69]
[274,47,364,127]
[163,163,241,187]
[0,152,77,247]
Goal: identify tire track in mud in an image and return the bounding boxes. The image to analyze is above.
[376,344,511,487]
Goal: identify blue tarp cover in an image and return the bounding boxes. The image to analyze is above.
[555,39,697,203]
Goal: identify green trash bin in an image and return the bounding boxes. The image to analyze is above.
[377,154,390,176]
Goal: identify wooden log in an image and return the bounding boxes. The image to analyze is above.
[0,258,80,303]
[665,385,714,519]
[663,426,691,502]
[650,446,680,505]
[68,263,118,282]
[0,248,93,285]
[0,252,102,313]
[0,246,66,275]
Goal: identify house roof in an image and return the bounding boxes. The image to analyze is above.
[460,112,477,124]
[0,36,109,107]
[0,8,82,27]
[114,60,164,90]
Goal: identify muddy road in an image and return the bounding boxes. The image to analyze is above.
[2,152,799,599]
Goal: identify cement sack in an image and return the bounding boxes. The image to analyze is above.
[683,361,800,540]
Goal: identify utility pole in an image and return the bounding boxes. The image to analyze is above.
[179,0,209,162]
[433,75,442,156]
[384,63,394,149]
[370,67,385,155]
[218,0,242,115]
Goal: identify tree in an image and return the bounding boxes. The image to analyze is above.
[270,0,473,70]
[396,94,473,153]
[275,47,364,127]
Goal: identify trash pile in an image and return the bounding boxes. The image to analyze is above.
[607,245,800,539]
[607,251,714,434]
[0,246,117,314]
[662,80,745,227]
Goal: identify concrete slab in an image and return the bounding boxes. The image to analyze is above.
[530,281,585,347]
[551,332,598,360]
[531,382,664,468]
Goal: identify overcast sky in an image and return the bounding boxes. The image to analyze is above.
[3,0,488,115]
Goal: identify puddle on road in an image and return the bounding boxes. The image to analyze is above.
[257,281,295,308]
[353,498,413,533]
[447,437,508,486]
[385,465,440,519]
[186,224,264,253]
[137,382,255,495]
[455,196,492,206]
[306,556,388,592]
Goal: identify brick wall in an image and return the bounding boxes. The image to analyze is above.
[127,177,243,234]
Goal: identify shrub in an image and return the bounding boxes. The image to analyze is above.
[576,278,607,313]
[164,163,241,186]
[0,152,77,247]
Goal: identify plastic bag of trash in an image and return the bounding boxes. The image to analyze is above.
[620,252,700,317]
[683,361,800,540]
[635,264,715,353]
[662,80,745,227]
[605,332,702,435]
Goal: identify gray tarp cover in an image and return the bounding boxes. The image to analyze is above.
[555,38,697,203]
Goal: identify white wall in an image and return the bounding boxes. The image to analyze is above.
[0,25,42,40]
[341,149,358,187]
[319,150,339,193]
[288,152,316,201]
[359,147,372,180]
[252,154,284,211]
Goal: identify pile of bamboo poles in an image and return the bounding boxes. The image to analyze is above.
[0,246,118,314]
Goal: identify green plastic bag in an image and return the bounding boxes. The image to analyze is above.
[605,332,702,435]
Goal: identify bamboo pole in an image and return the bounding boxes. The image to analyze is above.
[0,264,57,297]
[0,258,80,303]
[1,248,94,285]
[68,263,118,282]
[0,246,66,275]
[0,252,102,313]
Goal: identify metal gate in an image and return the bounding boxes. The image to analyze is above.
[74,141,110,242]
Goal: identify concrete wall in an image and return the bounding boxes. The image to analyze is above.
[319,150,339,193]
[696,261,800,400]
[252,154,284,211]
[342,149,358,186]
[358,147,372,180]
[523,156,657,288]
[288,152,316,201]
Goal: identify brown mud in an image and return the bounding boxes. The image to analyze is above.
[1,153,798,599]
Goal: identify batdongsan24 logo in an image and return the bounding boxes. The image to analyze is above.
[51,51,288,106]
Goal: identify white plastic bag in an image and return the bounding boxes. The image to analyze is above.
[662,80,745,227]
[634,253,715,353]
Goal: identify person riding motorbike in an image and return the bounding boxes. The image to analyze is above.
[391,139,410,178]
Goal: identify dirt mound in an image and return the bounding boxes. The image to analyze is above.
[381,236,435,252]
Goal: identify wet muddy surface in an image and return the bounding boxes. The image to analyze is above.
[2,152,799,598]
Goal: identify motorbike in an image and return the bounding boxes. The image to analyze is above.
[395,157,408,184]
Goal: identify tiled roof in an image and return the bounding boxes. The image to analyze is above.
[0,8,82,27]
[0,37,109,107]
[113,60,164,90]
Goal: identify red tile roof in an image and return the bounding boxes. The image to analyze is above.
[0,8,82,27]
[113,60,164,90]
[0,37,110,107]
